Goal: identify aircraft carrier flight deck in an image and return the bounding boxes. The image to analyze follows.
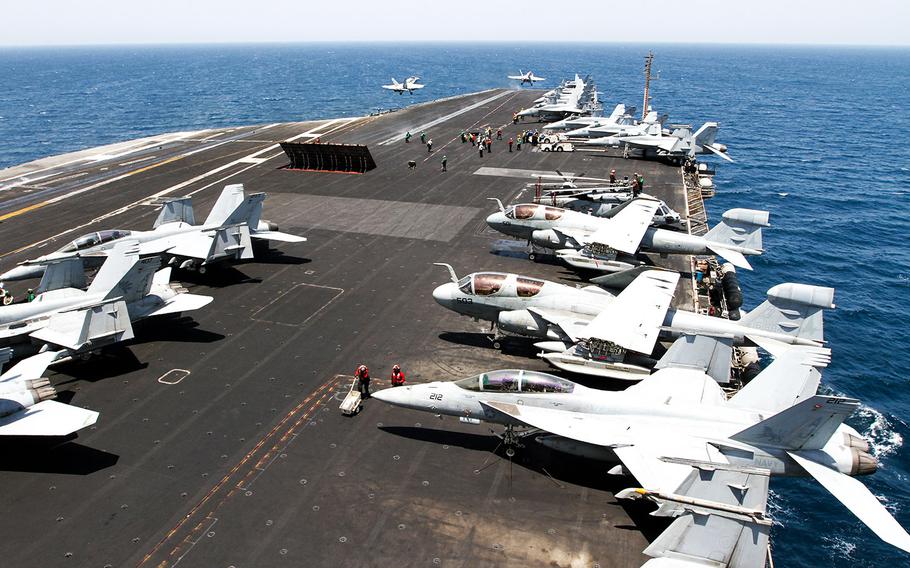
[0,89,712,567]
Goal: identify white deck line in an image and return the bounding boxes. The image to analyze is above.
[377,90,511,146]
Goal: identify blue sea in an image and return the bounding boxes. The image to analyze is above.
[1,43,908,566]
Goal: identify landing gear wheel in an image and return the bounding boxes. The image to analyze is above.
[198,265,207,274]
[505,447,515,458]
[492,341,502,350]
[528,253,536,261]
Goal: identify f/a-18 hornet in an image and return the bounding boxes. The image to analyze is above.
[0,241,212,359]
[432,265,833,380]
[1,184,305,281]
[373,340,910,563]
[487,197,768,272]
[507,70,546,85]
[382,76,425,94]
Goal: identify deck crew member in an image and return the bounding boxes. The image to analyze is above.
[355,365,371,398]
[441,155,447,172]
[508,137,513,152]
[427,139,433,153]
[609,169,616,185]
[405,131,412,143]
[390,364,406,387]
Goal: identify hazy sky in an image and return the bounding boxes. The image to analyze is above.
[3,0,908,47]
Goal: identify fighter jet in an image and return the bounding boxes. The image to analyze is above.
[1,184,305,281]
[382,76,425,94]
[432,265,833,380]
[0,241,212,359]
[486,197,768,271]
[565,110,667,140]
[507,70,546,85]
[372,343,910,559]
[541,104,634,133]
[597,121,733,163]
[0,348,98,436]
[516,74,597,121]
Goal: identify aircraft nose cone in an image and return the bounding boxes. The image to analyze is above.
[371,386,411,407]
[486,212,505,231]
[432,283,455,307]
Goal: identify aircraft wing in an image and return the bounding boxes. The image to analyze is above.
[584,198,660,254]
[625,465,771,568]
[789,452,910,553]
[145,293,214,317]
[480,400,718,494]
[250,230,307,243]
[0,400,99,436]
[580,269,680,354]
[507,75,524,80]
[526,307,593,343]
[161,232,214,260]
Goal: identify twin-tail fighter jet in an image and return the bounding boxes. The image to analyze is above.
[382,76,425,94]
[0,241,212,359]
[1,184,305,281]
[432,264,834,380]
[486,197,768,272]
[507,70,546,85]
[596,121,733,163]
[0,348,98,436]
[373,339,910,561]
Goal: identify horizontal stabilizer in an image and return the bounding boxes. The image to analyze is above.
[208,225,253,261]
[30,300,134,351]
[250,230,307,243]
[789,452,910,554]
[653,334,733,384]
[145,293,214,317]
[0,350,60,384]
[590,266,674,291]
[730,395,858,450]
[705,244,752,270]
[0,400,98,436]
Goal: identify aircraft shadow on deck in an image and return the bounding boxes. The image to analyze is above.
[379,425,669,542]
[172,264,262,287]
[438,332,539,358]
[132,316,225,344]
[0,437,119,475]
[53,347,149,385]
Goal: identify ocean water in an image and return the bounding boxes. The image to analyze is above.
[1,43,908,566]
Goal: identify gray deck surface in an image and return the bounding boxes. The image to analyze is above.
[0,89,697,568]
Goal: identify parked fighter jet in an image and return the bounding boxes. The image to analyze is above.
[373,343,910,559]
[0,348,98,436]
[1,184,305,281]
[542,104,633,133]
[566,110,667,139]
[507,70,546,85]
[382,76,425,94]
[0,242,212,358]
[432,265,833,380]
[486,198,768,271]
[598,122,733,163]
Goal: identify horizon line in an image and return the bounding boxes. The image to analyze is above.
[1,39,909,49]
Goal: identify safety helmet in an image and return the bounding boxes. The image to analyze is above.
[358,365,367,372]
[393,364,400,371]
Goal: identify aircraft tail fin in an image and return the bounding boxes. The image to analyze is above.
[154,197,196,228]
[704,208,770,253]
[606,104,624,122]
[36,258,86,294]
[730,395,858,450]
[740,283,835,343]
[693,122,719,147]
[207,225,254,262]
[203,184,247,226]
[86,241,160,303]
[728,339,830,414]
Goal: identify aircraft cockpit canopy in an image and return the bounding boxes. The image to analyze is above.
[503,204,564,221]
[59,230,132,253]
[455,370,575,393]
